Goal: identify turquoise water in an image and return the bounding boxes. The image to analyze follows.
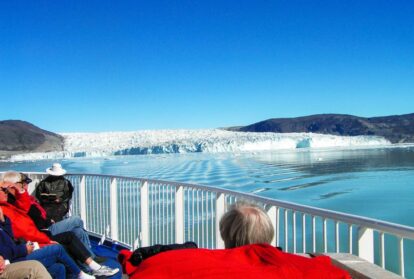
[2,145,414,277]
[1,145,414,226]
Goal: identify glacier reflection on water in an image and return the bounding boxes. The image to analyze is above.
[1,145,414,227]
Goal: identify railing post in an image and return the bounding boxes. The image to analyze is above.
[175,186,184,243]
[140,181,150,246]
[398,237,405,278]
[110,178,118,241]
[27,173,41,195]
[215,193,225,249]
[358,227,374,263]
[323,218,327,253]
[79,176,87,229]
[266,205,277,247]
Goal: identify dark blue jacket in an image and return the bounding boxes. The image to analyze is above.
[0,216,28,262]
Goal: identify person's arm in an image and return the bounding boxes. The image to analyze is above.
[59,179,74,203]
[34,182,46,203]
[27,204,53,230]
[1,207,51,245]
[0,215,13,236]
[0,232,29,260]
[67,180,74,199]
[0,208,14,236]
[0,227,28,260]
[12,187,32,212]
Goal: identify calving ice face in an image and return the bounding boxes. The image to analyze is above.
[10,129,391,161]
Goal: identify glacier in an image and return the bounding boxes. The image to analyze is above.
[9,129,391,161]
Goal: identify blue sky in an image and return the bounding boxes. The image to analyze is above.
[0,0,413,132]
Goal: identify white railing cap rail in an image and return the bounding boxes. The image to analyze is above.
[17,172,414,240]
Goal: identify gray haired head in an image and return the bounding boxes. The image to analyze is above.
[219,201,274,248]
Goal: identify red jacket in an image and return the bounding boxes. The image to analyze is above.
[119,244,351,279]
[13,190,32,212]
[0,201,51,244]
[13,190,48,220]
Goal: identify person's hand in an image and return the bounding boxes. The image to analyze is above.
[49,240,59,244]
[14,183,25,193]
[0,207,5,223]
[3,183,17,195]
[26,242,34,254]
[50,219,55,224]
[8,183,19,190]
[0,255,5,274]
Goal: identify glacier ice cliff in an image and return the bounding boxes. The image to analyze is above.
[9,129,391,161]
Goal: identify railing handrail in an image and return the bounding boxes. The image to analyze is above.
[7,171,410,277]
[21,171,414,240]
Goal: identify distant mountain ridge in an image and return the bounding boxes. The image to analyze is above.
[1,113,413,160]
[231,113,414,143]
[0,120,63,158]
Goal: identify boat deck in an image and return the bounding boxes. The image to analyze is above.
[90,236,123,279]
[90,234,403,279]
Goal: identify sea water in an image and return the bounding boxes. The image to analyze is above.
[1,145,413,226]
[1,145,414,277]
[0,146,414,226]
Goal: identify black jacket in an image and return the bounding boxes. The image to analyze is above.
[35,176,74,221]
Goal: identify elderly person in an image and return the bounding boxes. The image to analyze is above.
[0,178,119,277]
[119,201,350,279]
[0,257,52,279]
[1,171,94,258]
[0,206,95,279]
[0,187,119,278]
[219,201,274,248]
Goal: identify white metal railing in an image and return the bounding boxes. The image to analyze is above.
[16,173,414,277]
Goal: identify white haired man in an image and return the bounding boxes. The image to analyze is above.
[1,171,105,263]
[219,201,274,248]
[120,201,350,278]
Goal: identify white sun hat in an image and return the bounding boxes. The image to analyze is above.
[46,163,67,176]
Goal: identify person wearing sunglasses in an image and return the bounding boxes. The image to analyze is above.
[0,177,119,278]
[1,172,94,259]
[0,204,95,279]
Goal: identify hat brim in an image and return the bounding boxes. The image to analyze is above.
[23,178,33,184]
[46,168,67,176]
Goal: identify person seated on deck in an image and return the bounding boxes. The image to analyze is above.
[1,171,95,259]
[118,201,351,279]
[0,256,52,279]
[0,183,120,278]
[219,201,275,248]
[0,207,95,279]
[35,163,74,222]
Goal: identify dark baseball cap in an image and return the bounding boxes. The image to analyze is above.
[20,173,33,184]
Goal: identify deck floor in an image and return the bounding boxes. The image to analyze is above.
[90,238,123,279]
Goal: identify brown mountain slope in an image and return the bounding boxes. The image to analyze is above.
[0,120,64,157]
[233,113,414,143]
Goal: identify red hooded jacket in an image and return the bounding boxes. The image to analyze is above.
[119,243,351,279]
[0,201,51,244]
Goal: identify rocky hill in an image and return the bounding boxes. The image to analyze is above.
[0,120,64,158]
[232,113,414,143]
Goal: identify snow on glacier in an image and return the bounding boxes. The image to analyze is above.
[10,129,391,161]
